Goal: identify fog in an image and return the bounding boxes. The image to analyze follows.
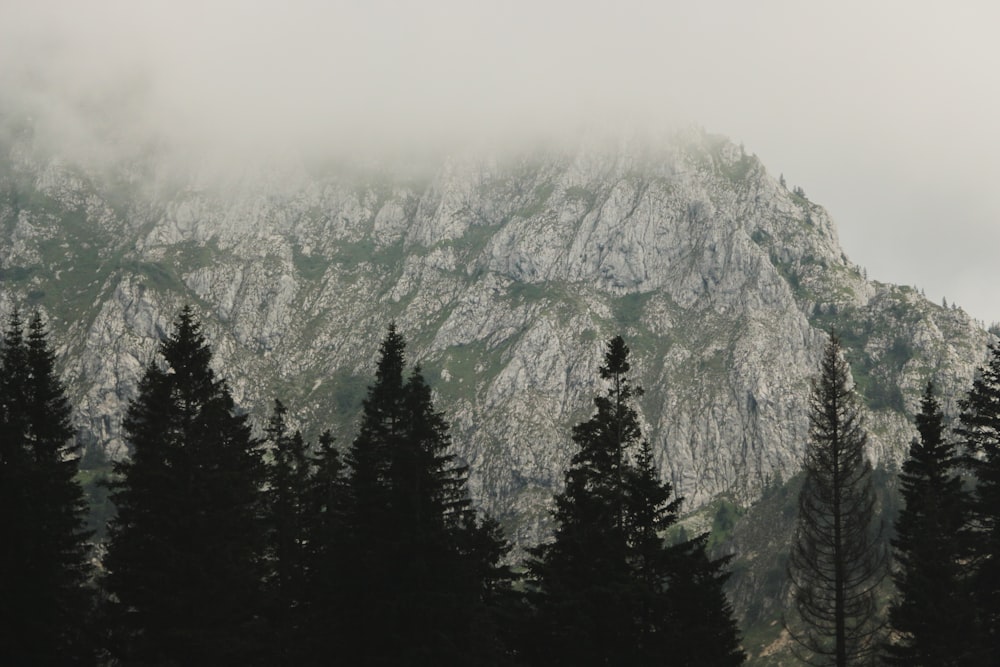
[3,0,999,322]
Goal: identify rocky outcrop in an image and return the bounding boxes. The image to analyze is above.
[0,127,991,547]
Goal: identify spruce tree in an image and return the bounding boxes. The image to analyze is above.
[956,342,1000,664]
[103,306,266,665]
[884,382,975,665]
[526,336,643,665]
[786,333,885,666]
[342,325,511,664]
[664,532,745,666]
[259,399,349,665]
[262,399,313,664]
[341,325,405,663]
[527,335,743,666]
[0,310,93,664]
[300,428,349,662]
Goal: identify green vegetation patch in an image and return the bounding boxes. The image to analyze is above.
[711,145,755,184]
[120,259,183,291]
[507,281,550,303]
[514,182,555,218]
[564,185,597,209]
[0,266,35,282]
[329,370,370,415]
[164,238,220,268]
[707,497,745,552]
[422,337,516,403]
[434,222,498,265]
[0,183,120,323]
[808,306,908,413]
[292,245,330,282]
[749,229,770,246]
[332,238,406,272]
[77,466,114,540]
[455,223,497,257]
[612,292,653,329]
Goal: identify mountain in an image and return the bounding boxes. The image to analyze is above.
[0,125,991,556]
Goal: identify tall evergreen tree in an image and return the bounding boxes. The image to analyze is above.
[956,342,1000,664]
[261,399,313,664]
[342,325,511,665]
[341,325,406,663]
[664,531,745,665]
[527,335,744,666]
[884,382,976,665]
[786,333,885,666]
[259,399,351,665]
[299,428,349,662]
[103,306,266,665]
[0,310,93,664]
[260,397,350,665]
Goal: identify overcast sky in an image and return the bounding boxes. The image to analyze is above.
[3,1,999,323]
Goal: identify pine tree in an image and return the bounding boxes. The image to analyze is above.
[884,382,976,665]
[664,532,745,666]
[299,428,349,662]
[103,306,266,664]
[786,333,886,666]
[956,343,1000,664]
[259,400,349,665]
[342,325,511,664]
[262,399,313,664]
[341,325,406,663]
[623,440,682,659]
[527,336,743,666]
[630,439,744,666]
[0,310,94,664]
[526,336,646,665]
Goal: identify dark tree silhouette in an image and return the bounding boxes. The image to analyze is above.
[527,335,744,666]
[884,382,976,665]
[299,428,349,662]
[261,399,352,665]
[103,306,266,665]
[664,531,745,666]
[957,342,1000,664]
[0,310,94,665]
[786,333,885,666]
[342,324,511,665]
[261,399,314,664]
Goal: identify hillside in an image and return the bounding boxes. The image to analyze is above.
[1,127,991,550]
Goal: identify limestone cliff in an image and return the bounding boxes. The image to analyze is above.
[0,127,991,550]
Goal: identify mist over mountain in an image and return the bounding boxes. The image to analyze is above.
[1,119,991,553]
[5,1,1000,323]
[4,7,1000,662]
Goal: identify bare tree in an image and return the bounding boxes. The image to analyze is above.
[786,334,886,666]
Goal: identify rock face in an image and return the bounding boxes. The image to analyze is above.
[0,127,992,546]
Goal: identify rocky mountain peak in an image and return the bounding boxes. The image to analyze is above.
[0,126,991,545]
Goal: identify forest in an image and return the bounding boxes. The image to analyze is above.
[2,305,999,666]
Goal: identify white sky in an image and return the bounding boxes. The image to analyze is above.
[3,0,999,322]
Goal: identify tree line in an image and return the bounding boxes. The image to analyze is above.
[0,307,742,665]
[5,305,1000,665]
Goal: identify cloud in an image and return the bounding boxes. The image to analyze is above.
[1,1,681,158]
[3,0,999,320]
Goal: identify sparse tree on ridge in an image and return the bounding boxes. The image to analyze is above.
[884,382,976,665]
[103,306,267,665]
[786,333,886,666]
[0,310,94,665]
